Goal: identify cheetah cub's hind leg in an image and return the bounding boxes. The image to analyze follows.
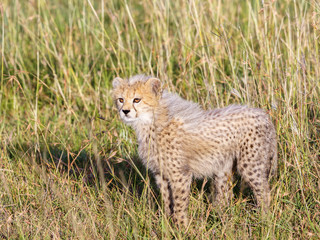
[237,147,272,211]
[211,171,234,208]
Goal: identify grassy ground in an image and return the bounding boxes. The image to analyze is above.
[1,0,320,238]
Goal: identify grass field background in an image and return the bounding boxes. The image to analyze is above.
[1,0,320,238]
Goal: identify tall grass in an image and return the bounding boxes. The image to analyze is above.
[0,0,319,238]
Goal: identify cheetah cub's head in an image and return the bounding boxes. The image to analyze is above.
[112,75,161,125]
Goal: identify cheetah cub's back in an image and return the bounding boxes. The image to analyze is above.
[112,74,277,227]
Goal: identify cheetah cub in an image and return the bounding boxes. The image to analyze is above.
[112,75,277,227]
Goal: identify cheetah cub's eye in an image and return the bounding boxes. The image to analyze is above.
[133,98,141,103]
[118,98,124,103]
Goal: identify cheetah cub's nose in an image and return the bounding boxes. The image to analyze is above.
[122,110,130,115]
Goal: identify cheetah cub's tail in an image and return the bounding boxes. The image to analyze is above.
[269,149,278,179]
[268,128,278,179]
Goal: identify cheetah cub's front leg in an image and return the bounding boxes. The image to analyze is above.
[155,170,192,228]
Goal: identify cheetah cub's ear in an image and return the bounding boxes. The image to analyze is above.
[112,77,124,89]
[145,77,161,95]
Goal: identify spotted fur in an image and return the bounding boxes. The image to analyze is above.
[112,74,277,227]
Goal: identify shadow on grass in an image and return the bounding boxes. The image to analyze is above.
[6,141,159,199]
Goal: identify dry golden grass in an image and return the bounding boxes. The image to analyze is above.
[0,0,319,238]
